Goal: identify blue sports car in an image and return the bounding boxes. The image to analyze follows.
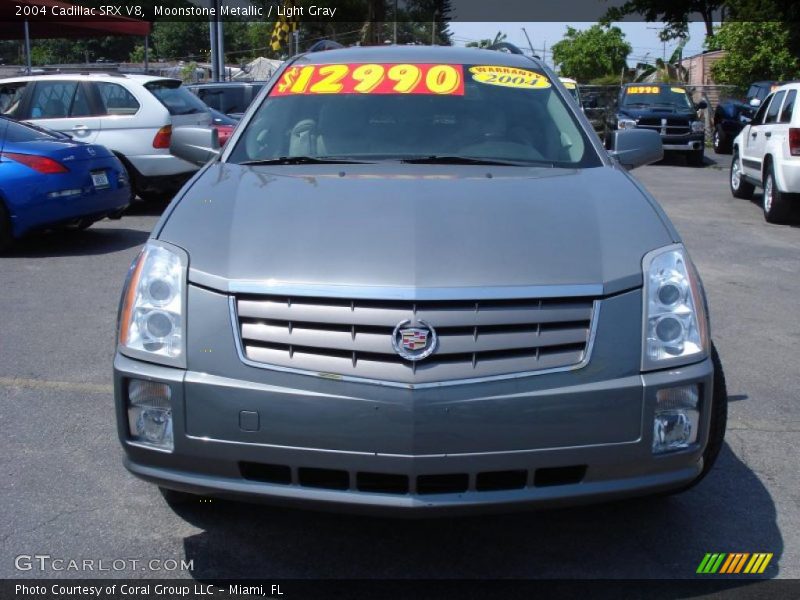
[0,116,130,250]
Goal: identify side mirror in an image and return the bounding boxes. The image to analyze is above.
[607,129,663,170]
[749,98,761,108]
[170,126,220,166]
[696,100,708,110]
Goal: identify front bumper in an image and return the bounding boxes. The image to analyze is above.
[114,346,714,515]
[661,136,704,152]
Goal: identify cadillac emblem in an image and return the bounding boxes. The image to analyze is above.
[391,320,437,361]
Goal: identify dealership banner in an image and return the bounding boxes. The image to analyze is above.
[2,0,795,23]
[4,579,800,600]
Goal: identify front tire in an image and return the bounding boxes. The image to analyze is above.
[763,164,793,224]
[0,202,13,253]
[730,150,754,199]
[713,125,731,154]
[688,149,705,167]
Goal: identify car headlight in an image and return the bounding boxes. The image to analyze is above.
[691,120,705,133]
[118,240,187,367]
[618,117,637,130]
[642,244,709,371]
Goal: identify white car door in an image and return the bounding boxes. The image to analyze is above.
[25,80,102,143]
[741,93,774,181]
[771,89,795,160]
[760,90,786,167]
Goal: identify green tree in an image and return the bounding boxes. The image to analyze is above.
[710,21,800,89]
[602,0,722,41]
[551,25,631,82]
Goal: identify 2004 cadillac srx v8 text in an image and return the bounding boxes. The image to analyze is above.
[113,46,728,514]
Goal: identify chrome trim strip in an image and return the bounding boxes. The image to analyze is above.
[662,142,703,150]
[186,423,639,458]
[228,296,602,389]
[192,269,604,300]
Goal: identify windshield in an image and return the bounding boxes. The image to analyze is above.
[621,85,694,110]
[227,62,600,168]
[145,81,209,115]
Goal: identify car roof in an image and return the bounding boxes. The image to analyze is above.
[0,73,179,85]
[185,81,266,88]
[621,82,683,88]
[291,45,545,69]
[775,81,800,92]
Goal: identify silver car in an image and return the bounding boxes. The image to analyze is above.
[114,46,727,515]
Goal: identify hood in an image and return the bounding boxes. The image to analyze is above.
[4,138,114,162]
[160,163,674,295]
[618,106,697,120]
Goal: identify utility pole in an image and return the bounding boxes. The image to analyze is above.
[216,4,225,80]
[431,10,437,45]
[209,17,218,81]
[521,27,534,56]
[393,0,398,44]
[647,26,667,61]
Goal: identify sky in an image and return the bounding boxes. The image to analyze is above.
[448,22,710,68]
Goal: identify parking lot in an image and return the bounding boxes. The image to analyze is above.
[1,151,798,580]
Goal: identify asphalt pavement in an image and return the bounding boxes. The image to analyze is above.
[1,151,798,581]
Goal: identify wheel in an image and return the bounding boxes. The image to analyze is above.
[712,125,731,154]
[687,149,705,167]
[64,218,95,231]
[730,149,754,199]
[658,343,728,496]
[159,486,199,506]
[763,164,793,224]
[0,202,12,252]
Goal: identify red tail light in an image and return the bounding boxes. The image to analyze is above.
[790,128,800,156]
[215,125,233,147]
[152,125,172,149]
[1,151,68,174]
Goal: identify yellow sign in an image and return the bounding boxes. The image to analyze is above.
[671,87,686,94]
[469,65,551,89]
[627,86,660,94]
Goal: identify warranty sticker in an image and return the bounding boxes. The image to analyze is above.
[469,65,551,89]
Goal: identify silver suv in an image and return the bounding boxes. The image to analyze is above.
[0,73,210,201]
[114,46,727,514]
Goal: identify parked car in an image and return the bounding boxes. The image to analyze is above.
[114,45,727,514]
[729,82,799,223]
[713,81,781,154]
[0,73,211,201]
[0,116,130,250]
[207,107,236,147]
[559,77,582,108]
[609,83,708,166]
[185,81,266,120]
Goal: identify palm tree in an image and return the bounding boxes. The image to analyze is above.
[466,31,507,49]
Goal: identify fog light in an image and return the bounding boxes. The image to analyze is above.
[127,379,173,450]
[653,385,699,453]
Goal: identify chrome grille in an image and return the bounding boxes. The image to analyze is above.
[636,117,691,135]
[232,295,598,385]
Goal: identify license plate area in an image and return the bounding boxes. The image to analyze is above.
[91,170,109,188]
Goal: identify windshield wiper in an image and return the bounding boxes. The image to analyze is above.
[400,155,551,167]
[239,156,370,166]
